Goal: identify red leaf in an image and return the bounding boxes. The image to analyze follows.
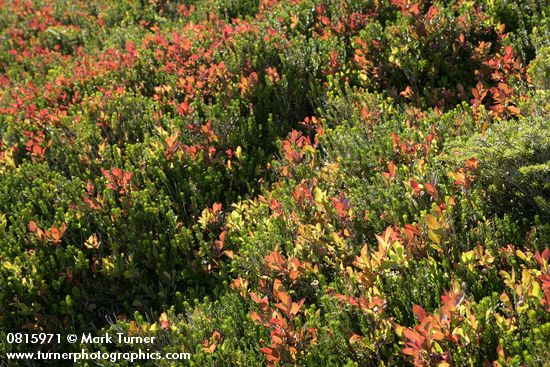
[410,179,421,194]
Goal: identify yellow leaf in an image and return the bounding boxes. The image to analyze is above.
[102,258,114,270]
[428,229,441,244]
[2,261,14,271]
[461,250,475,263]
[314,187,327,207]
[515,250,531,263]
[84,234,100,249]
[521,268,533,290]
[531,280,541,298]
[425,214,441,230]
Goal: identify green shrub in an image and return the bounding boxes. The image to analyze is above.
[529,46,550,90]
[447,109,550,220]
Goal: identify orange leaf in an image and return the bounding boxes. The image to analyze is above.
[400,86,414,99]
[202,341,216,353]
[214,231,226,253]
[465,157,479,170]
[424,183,438,197]
[388,161,397,178]
[28,221,38,232]
[159,312,170,329]
[412,304,426,322]
[249,311,263,323]
[289,299,305,318]
[271,333,284,345]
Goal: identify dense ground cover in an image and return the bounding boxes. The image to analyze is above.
[0,0,549,365]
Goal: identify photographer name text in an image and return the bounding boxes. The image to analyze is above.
[80,333,156,344]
